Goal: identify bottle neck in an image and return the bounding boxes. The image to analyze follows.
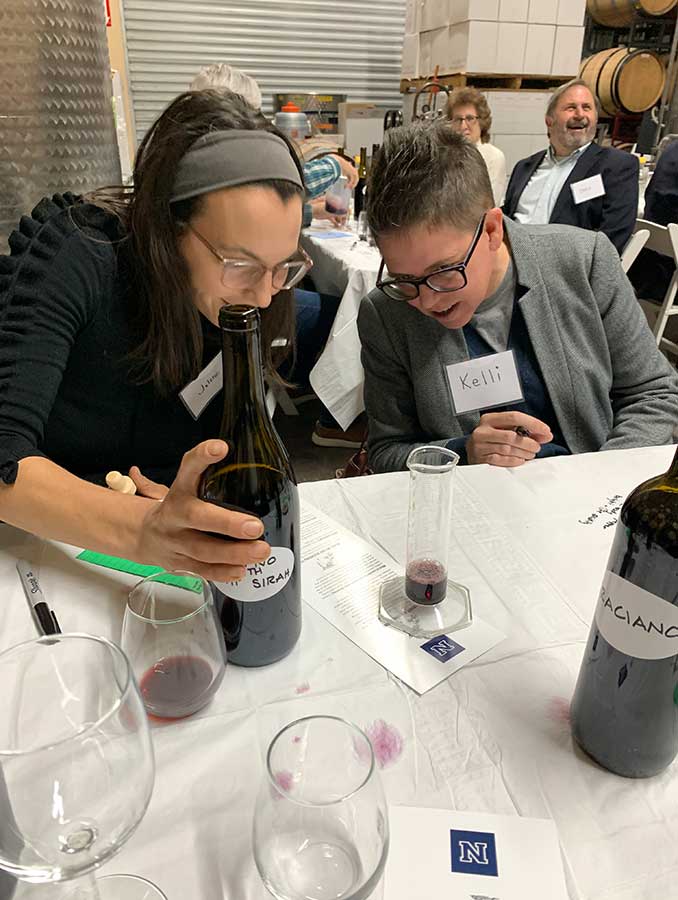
[219,320,269,438]
[358,148,367,178]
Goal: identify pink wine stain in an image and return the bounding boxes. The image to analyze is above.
[295,682,311,695]
[273,770,295,793]
[364,719,404,769]
[547,697,571,729]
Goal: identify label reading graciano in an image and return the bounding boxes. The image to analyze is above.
[214,548,295,603]
[594,570,678,660]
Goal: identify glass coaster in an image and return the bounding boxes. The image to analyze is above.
[378,576,472,639]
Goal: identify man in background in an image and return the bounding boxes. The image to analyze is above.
[503,79,638,253]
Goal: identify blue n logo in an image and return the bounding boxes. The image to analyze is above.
[450,829,499,877]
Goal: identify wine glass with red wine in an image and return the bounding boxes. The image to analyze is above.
[0,634,165,899]
[122,571,227,720]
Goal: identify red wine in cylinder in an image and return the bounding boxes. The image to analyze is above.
[405,558,447,605]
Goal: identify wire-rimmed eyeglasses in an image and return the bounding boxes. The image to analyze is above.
[189,224,313,292]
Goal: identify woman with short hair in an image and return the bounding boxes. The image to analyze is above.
[446,87,507,205]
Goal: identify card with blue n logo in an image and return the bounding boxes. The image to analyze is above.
[450,829,499,877]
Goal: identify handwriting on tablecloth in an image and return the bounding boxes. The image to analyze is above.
[577,495,624,529]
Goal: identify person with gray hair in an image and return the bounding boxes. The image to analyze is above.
[503,78,638,253]
[357,121,678,473]
[190,62,263,110]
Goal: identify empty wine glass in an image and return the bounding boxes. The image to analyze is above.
[253,716,389,900]
[122,571,227,720]
[0,633,164,899]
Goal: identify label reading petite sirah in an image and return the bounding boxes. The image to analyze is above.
[594,570,678,660]
[215,548,295,603]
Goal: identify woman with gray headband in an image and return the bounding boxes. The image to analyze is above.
[0,90,310,583]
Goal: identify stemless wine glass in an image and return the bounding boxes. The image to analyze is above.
[253,716,389,900]
[0,633,164,900]
[122,571,227,720]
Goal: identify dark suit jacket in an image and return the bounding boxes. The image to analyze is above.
[503,142,639,254]
[628,140,678,300]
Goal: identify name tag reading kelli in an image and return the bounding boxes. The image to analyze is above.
[179,352,223,420]
[446,350,523,415]
[570,173,605,205]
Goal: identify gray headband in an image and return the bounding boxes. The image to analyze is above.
[170,130,303,203]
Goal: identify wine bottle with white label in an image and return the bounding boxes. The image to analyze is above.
[570,447,678,777]
[199,305,301,667]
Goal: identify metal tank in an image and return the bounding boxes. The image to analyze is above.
[0,0,121,249]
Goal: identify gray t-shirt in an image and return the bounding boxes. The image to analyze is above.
[469,259,516,353]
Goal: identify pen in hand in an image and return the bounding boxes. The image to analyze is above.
[16,560,61,636]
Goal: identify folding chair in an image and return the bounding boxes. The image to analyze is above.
[621,228,649,274]
[634,218,678,358]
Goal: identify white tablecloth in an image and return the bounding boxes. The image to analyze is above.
[2,445,677,900]
[301,224,381,430]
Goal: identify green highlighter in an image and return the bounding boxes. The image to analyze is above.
[76,550,203,593]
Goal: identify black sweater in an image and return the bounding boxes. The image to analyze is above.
[0,194,223,487]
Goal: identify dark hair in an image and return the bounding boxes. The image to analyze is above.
[87,90,304,393]
[446,87,492,142]
[367,122,494,238]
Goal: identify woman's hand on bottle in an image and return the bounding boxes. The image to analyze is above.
[466,412,552,467]
[136,440,270,581]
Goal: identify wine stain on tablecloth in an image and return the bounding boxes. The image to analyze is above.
[364,719,404,769]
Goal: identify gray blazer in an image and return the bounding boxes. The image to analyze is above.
[357,218,678,473]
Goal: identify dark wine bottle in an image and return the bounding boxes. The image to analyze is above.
[199,305,302,667]
[570,447,678,777]
[354,146,368,219]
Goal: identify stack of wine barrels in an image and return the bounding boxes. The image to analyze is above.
[581,0,674,115]
[587,0,677,27]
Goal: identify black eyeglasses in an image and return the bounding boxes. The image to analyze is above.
[376,214,487,302]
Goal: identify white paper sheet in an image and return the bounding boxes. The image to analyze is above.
[384,805,569,900]
[300,503,505,694]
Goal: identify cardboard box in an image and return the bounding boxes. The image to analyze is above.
[405,0,424,34]
[337,104,385,158]
[485,89,551,134]
[402,33,421,77]
[421,0,449,31]
[551,25,584,75]
[556,0,586,27]
[449,0,499,24]
[493,132,546,171]
[448,20,499,71]
[496,22,527,73]
[524,23,555,73]
[420,25,451,75]
[499,0,529,21]
[528,0,558,23]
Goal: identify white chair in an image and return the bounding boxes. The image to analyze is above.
[621,228,650,273]
[634,218,678,358]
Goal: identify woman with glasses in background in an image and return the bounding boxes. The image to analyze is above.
[446,87,507,206]
[0,90,309,583]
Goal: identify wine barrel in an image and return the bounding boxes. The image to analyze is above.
[579,47,665,116]
[587,0,677,27]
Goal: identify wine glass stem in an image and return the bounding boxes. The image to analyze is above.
[53,873,102,900]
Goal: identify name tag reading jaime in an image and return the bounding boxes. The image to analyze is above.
[570,173,605,205]
[446,350,523,415]
[179,352,222,420]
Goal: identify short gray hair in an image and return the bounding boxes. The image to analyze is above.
[546,78,600,119]
[367,121,494,238]
[190,63,262,111]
